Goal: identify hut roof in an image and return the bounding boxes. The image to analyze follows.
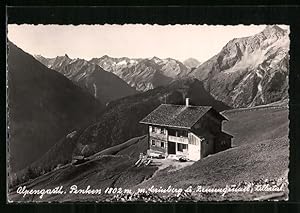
[140,104,226,129]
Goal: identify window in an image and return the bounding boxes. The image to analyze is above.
[151,140,155,146]
[177,143,187,152]
[178,130,188,137]
[168,129,187,137]
[160,128,165,134]
[161,142,164,148]
[168,129,176,136]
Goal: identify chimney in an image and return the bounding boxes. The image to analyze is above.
[185,98,190,107]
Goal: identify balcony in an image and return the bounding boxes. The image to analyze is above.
[149,131,167,140]
[168,135,188,144]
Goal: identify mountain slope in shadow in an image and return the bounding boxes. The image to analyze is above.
[7,42,104,172]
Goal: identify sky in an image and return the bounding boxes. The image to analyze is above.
[7,24,289,63]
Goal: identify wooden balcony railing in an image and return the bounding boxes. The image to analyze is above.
[168,135,188,144]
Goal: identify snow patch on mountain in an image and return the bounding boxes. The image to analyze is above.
[93,83,97,98]
[88,56,189,91]
[117,60,127,66]
[190,25,289,108]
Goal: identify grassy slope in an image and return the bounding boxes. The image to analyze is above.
[135,136,288,200]
[135,105,289,200]
[9,105,289,202]
[222,105,289,146]
[9,136,151,202]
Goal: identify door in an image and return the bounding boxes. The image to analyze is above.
[168,142,176,154]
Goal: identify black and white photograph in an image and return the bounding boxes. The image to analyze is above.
[6,23,290,202]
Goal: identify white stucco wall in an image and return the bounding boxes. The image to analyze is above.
[188,132,201,161]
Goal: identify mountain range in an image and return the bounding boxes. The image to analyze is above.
[190,25,289,108]
[36,55,191,92]
[89,56,192,91]
[35,25,289,109]
[34,54,137,105]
